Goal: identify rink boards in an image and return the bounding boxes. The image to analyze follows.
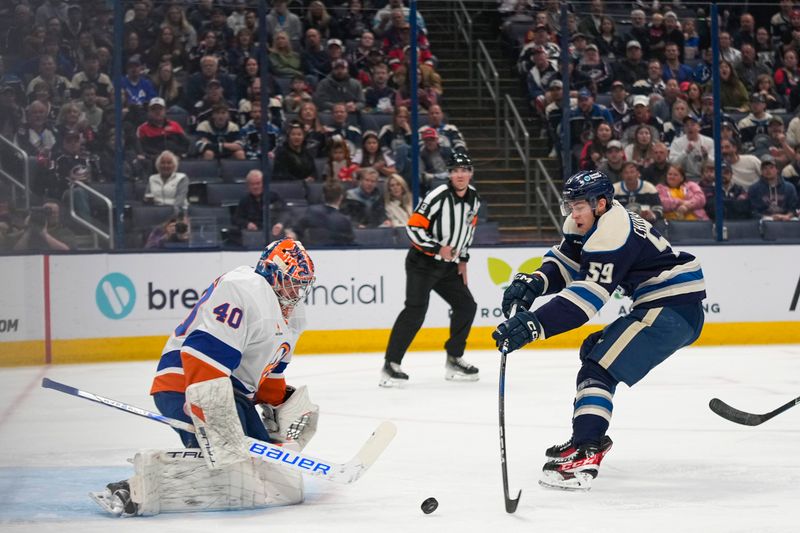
[0,245,798,365]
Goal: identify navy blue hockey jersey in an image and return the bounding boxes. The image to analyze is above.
[532,201,706,338]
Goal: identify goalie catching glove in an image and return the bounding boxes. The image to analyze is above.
[261,385,319,451]
[493,311,543,353]
[501,273,545,318]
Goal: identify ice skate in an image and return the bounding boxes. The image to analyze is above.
[545,434,613,459]
[539,444,611,491]
[379,361,409,388]
[444,355,479,382]
[89,480,138,517]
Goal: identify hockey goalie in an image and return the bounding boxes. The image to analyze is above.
[91,239,320,517]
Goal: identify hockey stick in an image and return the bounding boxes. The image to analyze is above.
[42,377,396,484]
[498,304,521,513]
[709,395,800,426]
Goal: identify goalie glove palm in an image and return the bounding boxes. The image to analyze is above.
[492,311,542,353]
[501,273,544,318]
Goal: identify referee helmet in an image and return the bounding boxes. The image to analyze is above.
[447,151,473,171]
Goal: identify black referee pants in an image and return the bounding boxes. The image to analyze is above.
[385,249,477,364]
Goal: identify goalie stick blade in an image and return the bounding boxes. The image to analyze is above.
[244,421,397,485]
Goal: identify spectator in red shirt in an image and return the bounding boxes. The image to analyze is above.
[136,97,190,160]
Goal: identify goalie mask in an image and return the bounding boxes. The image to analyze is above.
[256,239,316,309]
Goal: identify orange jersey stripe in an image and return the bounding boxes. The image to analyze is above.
[150,372,186,395]
[407,213,430,229]
[255,376,286,406]
[181,352,227,387]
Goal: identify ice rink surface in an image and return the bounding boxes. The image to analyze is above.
[0,344,798,533]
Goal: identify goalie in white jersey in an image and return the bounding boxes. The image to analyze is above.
[91,239,319,517]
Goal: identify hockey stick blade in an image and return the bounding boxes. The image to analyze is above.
[709,396,800,426]
[42,377,396,484]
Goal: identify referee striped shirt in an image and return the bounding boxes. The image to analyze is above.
[406,182,481,262]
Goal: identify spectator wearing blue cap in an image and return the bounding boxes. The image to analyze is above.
[568,89,614,147]
[738,93,773,151]
[748,154,799,220]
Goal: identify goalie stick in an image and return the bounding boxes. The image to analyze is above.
[709,395,800,426]
[42,377,396,484]
[498,304,521,514]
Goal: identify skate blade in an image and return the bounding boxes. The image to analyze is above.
[89,491,123,516]
[378,374,408,388]
[538,471,594,491]
[444,371,480,382]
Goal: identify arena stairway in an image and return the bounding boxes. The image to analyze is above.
[419,0,562,243]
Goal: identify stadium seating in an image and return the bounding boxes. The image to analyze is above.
[220,159,262,183]
[720,220,762,242]
[206,183,245,206]
[665,220,715,244]
[179,159,222,182]
[354,227,397,247]
[761,220,800,242]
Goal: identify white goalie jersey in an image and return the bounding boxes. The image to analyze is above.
[151,265,306,405]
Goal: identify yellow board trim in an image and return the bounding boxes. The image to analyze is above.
[0,321,798,366]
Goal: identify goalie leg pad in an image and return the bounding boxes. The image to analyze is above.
[273,385,319,451]
[185,377,248,469]
[127,448,303,515]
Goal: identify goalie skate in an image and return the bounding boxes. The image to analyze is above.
[90,481,138,517]
[539,444,611,492]
[444,356,479,382]
[379,361,409,388]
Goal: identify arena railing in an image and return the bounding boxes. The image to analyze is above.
[502,93,530,214]
[534,159,565,240]
[454,0,474,87]
[68,182,114,250]
[0,134,31,211]
[476,40,501,140]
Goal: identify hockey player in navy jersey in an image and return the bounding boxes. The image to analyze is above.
[92,239,319,516]
[492,170,706,491]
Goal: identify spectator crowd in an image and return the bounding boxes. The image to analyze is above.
[501,0,799,224]
[0,0,469,251]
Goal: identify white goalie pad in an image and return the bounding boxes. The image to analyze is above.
[129,448,304,515]
[274,386,319,450]
[185,377,248,469]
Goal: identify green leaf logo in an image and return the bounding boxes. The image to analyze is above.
[487,257,544,287]
[488,257,512,286]
[519,257,542,273]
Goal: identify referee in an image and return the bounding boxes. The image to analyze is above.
[380,152,481,387]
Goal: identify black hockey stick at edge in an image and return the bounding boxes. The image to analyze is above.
[498,304,521,513]
[709,396,800,426]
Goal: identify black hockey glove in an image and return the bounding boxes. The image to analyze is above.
[501,273,545,318]
[492,311,542,354]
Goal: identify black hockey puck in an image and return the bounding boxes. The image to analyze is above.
[421,497,438,514]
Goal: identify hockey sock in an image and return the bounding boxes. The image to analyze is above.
[571,361,617,448]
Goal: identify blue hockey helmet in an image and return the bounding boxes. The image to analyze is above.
[255,238,316,308]
[560,170,614,216]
